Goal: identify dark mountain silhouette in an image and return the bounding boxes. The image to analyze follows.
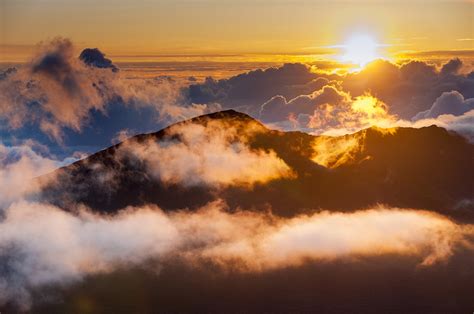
[40,110,474,221]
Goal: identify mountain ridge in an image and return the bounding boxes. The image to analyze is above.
[40,110,474,221]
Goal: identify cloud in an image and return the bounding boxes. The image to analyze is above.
[2,41,473,154]
[308,93,397,132]
[0,141,77,207]
[186,58,474,120]
[0,199,472,309]
[0,67,17,81]
[259,84,397,136]
[196,207,472,270]
[440,58,463,76]
[186,63,325,114]
[259,84,347,123]
[400,109,474,143]
[0,38,217,144]
[3,42,473,155]
[413,90,474,120]
[0,201,179,309]
[185,60,472,143]
[79,48,118,72]
[117,119,294,187]
[343,59,474,118]
[0,38,115,141]
[259,86,474,144]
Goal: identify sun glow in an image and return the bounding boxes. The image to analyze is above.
[341,34,382,67]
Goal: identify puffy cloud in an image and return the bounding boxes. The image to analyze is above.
[308,93,396,132]
[259,85,348,123]
[0,38,217,145]
[343,59,474,118]
[261,86,474,145]
[202,60,472,143]
[79,48,118,72]
[0,199,473,309]
[259,85,397,135]
[186,63,325,114]
[117,119,294,187]
[440,58,463,76]
[17,39,107,137]
[413,91,474,120]
[186,58,474,120]
[0,39,116,141]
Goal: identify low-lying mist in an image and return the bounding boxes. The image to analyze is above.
[1,199,473,310]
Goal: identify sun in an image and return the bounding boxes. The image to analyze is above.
[340,34,381,67]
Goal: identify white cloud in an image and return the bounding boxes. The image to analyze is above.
[0,200,472,309]
[118,119,294,187]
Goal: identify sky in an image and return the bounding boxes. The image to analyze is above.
[1,0,473,62]
[0,0,473,155]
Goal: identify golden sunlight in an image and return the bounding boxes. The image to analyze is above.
[351,94,387,118]
[341,34,381,67]
[351,94,396,127]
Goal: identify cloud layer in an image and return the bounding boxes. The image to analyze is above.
[1,199,473,309]
[2,39,474,154]
[186,58,474,140]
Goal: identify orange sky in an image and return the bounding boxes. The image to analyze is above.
[1,0,473,63]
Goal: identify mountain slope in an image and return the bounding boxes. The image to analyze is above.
[40,110,474,221]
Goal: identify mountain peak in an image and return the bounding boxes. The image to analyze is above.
[188,109,257,123]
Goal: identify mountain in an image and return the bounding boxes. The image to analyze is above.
[40,110,474,221]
